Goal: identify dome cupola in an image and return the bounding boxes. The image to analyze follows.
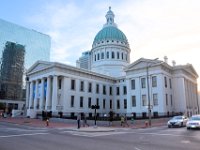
[92,7,129,48]
[91,7,131,77]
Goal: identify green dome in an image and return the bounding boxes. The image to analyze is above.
[93,26,128,44]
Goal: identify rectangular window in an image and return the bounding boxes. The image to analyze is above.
[97,53,100,60]
[169,78,172,89]
[58,78,62,89]
[80,97,83,108]
[141,78,146,88]
[166,94,168,105]
[170,95,173,106]
[117,100,120,109]
[71,79,75,90]
[116,87,120,95]
[88,82,92,93]
[153,94,158,106]
[96,84,99,94]
[164,77,167,88]
[131,79,135,90]
[110,100,112,109]
[88,97,91,108]
[142,95,147,106]
[80,81,84,92]
[132,96,136,107]
[121,53,123,59]
[152,76,157,87]
[124,99,127,109]
[103,99,106,109]
[96,98,99,106]
[71,96,74,107]
[109,86,112,95]
[123,86,127,95]
[103,85,106,95]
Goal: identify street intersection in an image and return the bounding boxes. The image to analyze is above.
[0,121,200,150]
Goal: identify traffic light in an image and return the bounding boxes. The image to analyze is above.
[91,105,100,109]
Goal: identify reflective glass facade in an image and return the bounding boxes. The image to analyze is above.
[0,18,50,69]
[0,18,50,100]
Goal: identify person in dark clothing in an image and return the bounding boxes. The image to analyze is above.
[77,113,81,129]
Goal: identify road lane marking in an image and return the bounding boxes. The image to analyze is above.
[0,133,49,138]
[132,132,200,138]
[62,131,128,137]
[134,147,142,150]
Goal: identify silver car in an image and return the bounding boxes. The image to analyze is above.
[167,116,188,128]
[186,115,200,130]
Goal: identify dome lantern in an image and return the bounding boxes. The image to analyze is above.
[104,6,117,27]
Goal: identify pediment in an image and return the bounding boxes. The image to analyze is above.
[27,61,52,74]
[184,65,199,77]
[124,58,162,72]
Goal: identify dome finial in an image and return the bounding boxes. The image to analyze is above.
[109,6,111,11]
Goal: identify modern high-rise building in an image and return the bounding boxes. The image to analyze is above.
[76,51,91,70]
[0,18,51,112]
[0,18,51,70]
[0,42,25,100]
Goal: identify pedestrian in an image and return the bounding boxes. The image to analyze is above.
[77,113,81,129]
[83,113,89,127]
[121,115,124,127]
[124,114,129,127]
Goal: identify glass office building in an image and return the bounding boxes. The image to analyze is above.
[0,18,50,102]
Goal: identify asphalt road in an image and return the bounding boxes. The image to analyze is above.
[0,122,200,150]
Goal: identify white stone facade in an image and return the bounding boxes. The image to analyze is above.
[26,58,199,118]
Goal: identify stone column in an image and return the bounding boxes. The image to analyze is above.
[34,80,39,110]
[63,77,69,111]
[45,77,51,110]
[29,81,34,109]
[52,75,58,111]
[25,81,30,109]
[40,78,45,110]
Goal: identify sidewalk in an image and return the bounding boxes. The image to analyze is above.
[0,117,168,131]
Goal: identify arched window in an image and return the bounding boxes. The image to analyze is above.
[107,51,109,59]
[97,53,100,60]
[125,54,127,61]
[121,53,124,60]
[101,52,104,59]
[112,51,115,59]
[117,52,120,59]
[95,55,96,61]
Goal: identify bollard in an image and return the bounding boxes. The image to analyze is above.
[145,121,148,128]
[46,119,49,127]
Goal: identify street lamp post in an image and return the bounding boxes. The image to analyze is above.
[146,66,151,127]
[146,58,158,127]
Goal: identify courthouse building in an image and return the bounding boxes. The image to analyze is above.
[26,7,199,118]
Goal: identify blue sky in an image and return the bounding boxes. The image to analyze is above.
[1,0,200,90]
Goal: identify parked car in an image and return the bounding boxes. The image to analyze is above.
[186,115,200,130]
[167,116,188,128]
